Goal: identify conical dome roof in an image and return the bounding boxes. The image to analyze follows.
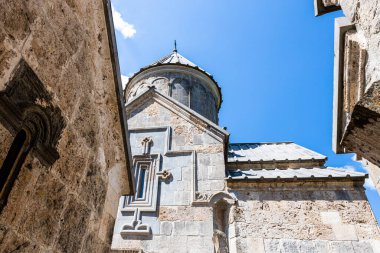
[125,47,223,115]
[127,49,221,104]
[152,50,199,68]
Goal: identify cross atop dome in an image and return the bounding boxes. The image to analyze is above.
[173,40,177,53]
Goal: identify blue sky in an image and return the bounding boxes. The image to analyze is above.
[111,0,380,220]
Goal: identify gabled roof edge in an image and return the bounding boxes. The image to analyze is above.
[125,87,229,139]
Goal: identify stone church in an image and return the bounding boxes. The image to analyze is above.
[111,49,380,252]
[0,0,380,253]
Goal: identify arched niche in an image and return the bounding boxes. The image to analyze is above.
[0,59,65,211]
[128,81,150,101]
[210,192,236,253]
[170,78,190,106]
[0,59,66,166]
[151,77,169,95]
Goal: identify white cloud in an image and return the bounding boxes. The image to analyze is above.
[121,74,129,89]
[112,6,136,39]
[350,154,358,162]
[343,165,357,172]
[365,177,376,191]
[343,163,376,191]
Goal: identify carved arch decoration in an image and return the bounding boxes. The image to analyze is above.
[151,77,169,95]
[170,78,190,106]
[209,192,236,207]
[210,192,236,253]
[0,59,66,166]
[128,81,150,101]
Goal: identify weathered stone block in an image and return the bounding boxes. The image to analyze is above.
[209,180,225,191]
[173,221,186,236]
[355,224,380,240]
[18,173,67,246]
[332,224,358,240]
[185,221,201,236]
[56,198,91,252]
[246,237,265,253]
[320,211,341,225]
[81,231,109,253]
[192,135,203,145]
[0,224,41,252]
[79,157,107,214]
[207,165,224,180]
[352,240,374,253]
[200,221,213,236]
[298,240,319,253]
[174,191,191,205]
[160,221,173,236]
[329,241,355,253]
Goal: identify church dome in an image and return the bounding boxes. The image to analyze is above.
[124,48,222,124]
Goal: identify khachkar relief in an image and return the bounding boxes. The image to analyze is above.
[120,126,230,239]
[120,136,172,236]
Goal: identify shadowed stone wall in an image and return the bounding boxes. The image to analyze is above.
[0,124,12,163]
[363,159,380,197]
[337,2,380,169]
[0,0,131,252]
[339,0,380,87]
[316,0,380,196]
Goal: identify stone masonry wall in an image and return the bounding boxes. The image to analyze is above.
[335,1,380,196]
[0,1,130,252]
[127,98,225,196]
[339,0,380,90]
[228,181,380,253]
[0,124,13,163]
[363,159,380,198]
[112,95,227,252]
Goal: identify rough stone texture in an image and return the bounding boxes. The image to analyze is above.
[0,123,13,162]
[228,182,380,253]
[340,1,380,87]
[363,158,380,196]
[323,0,340,6]
[340,81,380,169]
[0,0,131,252]
[321,0,380,196]
[113,47,380,252]
[112,85,226,251]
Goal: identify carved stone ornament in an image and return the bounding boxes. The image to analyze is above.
[141,137,153,154]
[0,59,65,166]
[195,192,212,201]
[121,208,151,236]
[156,169,172,181]
[314,0,341,16]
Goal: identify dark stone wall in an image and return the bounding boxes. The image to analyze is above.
[172,78,190,106]
[0,124,12,163]
[190,79,218,123]
[0,0,130,252]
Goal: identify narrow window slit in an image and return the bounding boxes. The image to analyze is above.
[0,129,32,211]
[137,165,148,199]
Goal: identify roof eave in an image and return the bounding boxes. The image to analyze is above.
[227,158,327,165]
[226,175,367,183]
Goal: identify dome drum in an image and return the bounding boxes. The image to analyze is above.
[124,59,221,124]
